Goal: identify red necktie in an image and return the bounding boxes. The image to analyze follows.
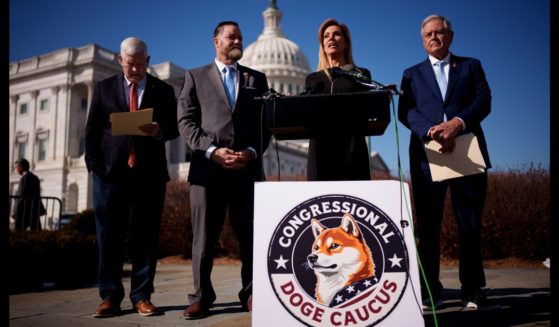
[128,83,138,167]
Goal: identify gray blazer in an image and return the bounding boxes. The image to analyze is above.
[177,62,270,185]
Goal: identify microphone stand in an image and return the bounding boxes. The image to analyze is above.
[354,79,402,96]
[254,88,282,101]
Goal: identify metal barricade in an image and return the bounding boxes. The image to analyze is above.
[8,196,63,232]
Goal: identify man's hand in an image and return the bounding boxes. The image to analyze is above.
[211,148,253,169]
[233,149,255,164]
[429,118,462,141]
[437,137,456,153]
[429,118,463,153]
[139,122,161,137]
[431,129,456,153]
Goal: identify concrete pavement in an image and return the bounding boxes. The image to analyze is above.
[424,267,551,327]
[9,262,551,326]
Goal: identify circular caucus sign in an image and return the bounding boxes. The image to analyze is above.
[267,194,409,326]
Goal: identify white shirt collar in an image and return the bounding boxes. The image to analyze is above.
[124,75,147,89]
[429,52,451,66]
[214,59,238,73]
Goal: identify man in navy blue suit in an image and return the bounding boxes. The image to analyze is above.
[398,14,492,310]
[85,37,179,318]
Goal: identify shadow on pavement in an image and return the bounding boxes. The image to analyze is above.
[424,287,551,327]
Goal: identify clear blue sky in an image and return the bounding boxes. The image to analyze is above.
[10,0,550,175]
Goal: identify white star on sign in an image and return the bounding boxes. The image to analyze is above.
[388,253,403,268]
[363,279,372,287]
[335,295,344,303]
[274,255,289,269]
[346,285,355,293]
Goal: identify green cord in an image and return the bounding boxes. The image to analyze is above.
[390,94,439,327]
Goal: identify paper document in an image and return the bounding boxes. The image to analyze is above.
[424,133,486,182]
[110,108,153,136]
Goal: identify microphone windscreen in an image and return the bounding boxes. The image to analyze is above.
[341,64,355,71]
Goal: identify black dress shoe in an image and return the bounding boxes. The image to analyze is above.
[183,302,209,319]
[239,290,252,312]
[461,289,488,309]
[93,300,121,318]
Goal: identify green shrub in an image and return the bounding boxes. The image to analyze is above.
[158,180,241,259]
[429,165,550,261]
[159,180,192,258]
[62,209,96,235]
[8,227,98,294]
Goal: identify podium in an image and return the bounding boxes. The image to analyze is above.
[264,90,391,140]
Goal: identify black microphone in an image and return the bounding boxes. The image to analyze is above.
[339,65,373,84]
[331,67,380,89]
[299,81,325,95]
[335,65,395,92]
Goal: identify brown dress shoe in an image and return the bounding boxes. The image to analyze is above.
[135,299,159,316]
[183,302,209,319]
[93,300,120,318]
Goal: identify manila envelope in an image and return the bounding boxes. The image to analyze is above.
[110,108,153,136]
[424,133,486,182]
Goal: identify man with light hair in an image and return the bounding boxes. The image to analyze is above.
[85,36,179,318]
[398,14,492,311]
[121,36,147,55]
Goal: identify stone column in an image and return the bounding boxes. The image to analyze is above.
[57,84,69,167]
[85,81,93,119]
[50,86,60,160]
[30,90,39,167]
[59,84,71,212]
[9,94,19,169]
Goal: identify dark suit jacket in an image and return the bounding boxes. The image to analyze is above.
[14,171,44,230]
[177,62,270,185]
[398,55,492,174]
[85,73,179,183]
[15,171,41,199]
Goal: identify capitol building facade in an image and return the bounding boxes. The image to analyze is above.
[8,1,387,223]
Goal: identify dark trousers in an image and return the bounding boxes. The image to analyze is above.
[411,168,487,300]
[92,171,166,305]
[15,199,43,231]
[188,173,254,306]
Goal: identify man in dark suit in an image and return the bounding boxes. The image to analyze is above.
[177,21,270,319]
[85,37,179,318]
[398,14,492,310]
[12,158,44,231]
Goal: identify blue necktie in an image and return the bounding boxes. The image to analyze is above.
[434,61,447,100]
[224,66,236,108]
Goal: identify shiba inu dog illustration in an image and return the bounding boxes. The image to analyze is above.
[307,213,376,305]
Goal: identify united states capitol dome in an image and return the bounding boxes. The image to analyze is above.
[239,0,311,95]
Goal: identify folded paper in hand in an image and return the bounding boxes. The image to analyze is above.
[424,133,486,182]
[110,108,153,136]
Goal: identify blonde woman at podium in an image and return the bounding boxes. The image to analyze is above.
[304,18,373,181]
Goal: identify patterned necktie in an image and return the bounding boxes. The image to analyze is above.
[224,66,236,109]
[128,83,138,167]
[434,61,448,100]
